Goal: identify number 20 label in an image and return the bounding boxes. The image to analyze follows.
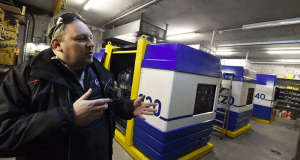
[139,94,161,117]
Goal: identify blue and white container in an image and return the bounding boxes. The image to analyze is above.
[134,42,222,160]
[216,66,256,132]
[252,74,276,121]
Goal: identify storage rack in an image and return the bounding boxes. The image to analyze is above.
[276,77,300,119]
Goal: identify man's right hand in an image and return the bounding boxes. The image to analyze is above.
[73,88,110,126]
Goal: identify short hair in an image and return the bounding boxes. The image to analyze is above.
[46,12,86,49]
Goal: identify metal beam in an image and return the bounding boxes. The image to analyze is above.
[102,0,160,26]
[53,0,63,16]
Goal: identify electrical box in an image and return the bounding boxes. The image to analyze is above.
[193,84,216,115]
[0,9,19,66]
[133,42,222,160]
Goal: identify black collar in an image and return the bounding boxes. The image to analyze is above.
[29,48,112,90]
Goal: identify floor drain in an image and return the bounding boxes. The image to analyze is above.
[270,149,281,155]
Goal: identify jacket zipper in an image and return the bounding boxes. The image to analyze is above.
[84,67,99,159]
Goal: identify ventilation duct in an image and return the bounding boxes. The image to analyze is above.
[102,18,167,45]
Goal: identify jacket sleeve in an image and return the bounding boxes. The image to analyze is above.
[105,70,135,120]
[111,98,135,120]
[0,64,72,157]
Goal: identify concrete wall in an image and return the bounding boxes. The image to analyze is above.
[250,64,300,77]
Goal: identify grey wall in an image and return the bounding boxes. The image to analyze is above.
[31,14,103,50]
[250,64,300,77]
[87,24,103,53]
[32,15,52,43]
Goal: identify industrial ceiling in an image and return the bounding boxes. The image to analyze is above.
[13,0,300,63]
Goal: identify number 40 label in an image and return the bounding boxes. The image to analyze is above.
[255,93,265,100]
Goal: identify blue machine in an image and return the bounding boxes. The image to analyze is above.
[134,42,222,160]
[252,74,276,122]
[216,65,257,132]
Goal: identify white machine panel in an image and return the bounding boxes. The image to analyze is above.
[138,68,221,131]
[217,80,255,113]
[253,84,274,107]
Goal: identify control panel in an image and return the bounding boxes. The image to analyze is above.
[0,9,19,66]
[246,88,255,105]
[193,84,216,115]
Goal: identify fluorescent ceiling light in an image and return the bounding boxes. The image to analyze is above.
[242,17,300,30]
[115,34,137,43]
[84,0,97,10]
[217,40,300,47]
[166,32,196,40]
[276,59,300,62]
[188,44,199,49]
[250,62,300,64]
[216,52,232,55]
[267,47,300,50]
[267,51,300,54]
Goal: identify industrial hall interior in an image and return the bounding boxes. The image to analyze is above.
[1,0,300,160]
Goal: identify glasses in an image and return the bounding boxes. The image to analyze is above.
[51,13,78,39]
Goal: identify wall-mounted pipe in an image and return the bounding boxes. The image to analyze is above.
[102,0,160,26]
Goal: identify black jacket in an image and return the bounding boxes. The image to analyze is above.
[0,48,135,160]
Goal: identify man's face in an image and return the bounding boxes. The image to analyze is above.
[59,19,94,70]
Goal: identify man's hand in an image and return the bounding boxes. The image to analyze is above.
[133,95,157,120]
[73,88,110,126]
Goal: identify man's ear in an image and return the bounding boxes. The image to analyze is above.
[51,38,62,51]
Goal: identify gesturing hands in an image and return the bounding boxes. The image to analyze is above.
[133,95,157,120]
[73,89,158,126]
[73,88,110,126]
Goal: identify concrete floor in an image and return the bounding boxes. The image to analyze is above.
[1,118,297,160]
[112,118,299,160]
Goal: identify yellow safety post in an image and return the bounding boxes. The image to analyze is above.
[213,124,252,138]
[178,143,214,160]
[53,0,63,16]
[103,36,153,160]
[126,35,153,147]
[250,117,275,124]
[103,41,119,70]
[113,50,137,54]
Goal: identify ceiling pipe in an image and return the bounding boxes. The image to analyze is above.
[210,30,216,54]
[102,0,160,27]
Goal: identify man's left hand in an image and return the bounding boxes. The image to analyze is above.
[133,95,157,120]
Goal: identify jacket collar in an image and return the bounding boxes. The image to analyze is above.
[30,48,111,89]
[30,48,73,89]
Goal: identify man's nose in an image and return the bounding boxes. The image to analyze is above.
[87,39,94,47]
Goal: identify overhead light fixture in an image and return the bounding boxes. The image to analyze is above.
[216,51,233,55]
[188,44,199,49]
[267,51,300,54]
[217,40,300,47]
[267,47,300,50]
[250,62,300,64]
[242,17,300,30]
[166,32,196,40]
[276,59,300,62]
[84,0,97,10]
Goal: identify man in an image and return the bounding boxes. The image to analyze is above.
[0,12,157,160]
